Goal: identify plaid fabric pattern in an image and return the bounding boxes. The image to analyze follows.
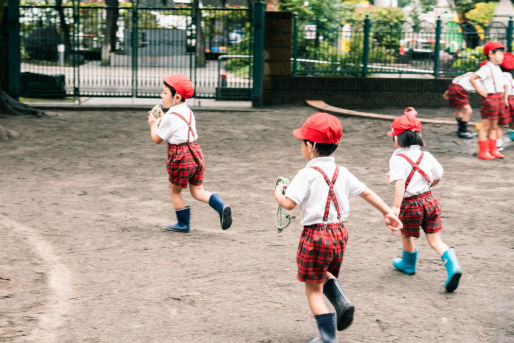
[447,83,469,108]
[399,191,442,238]
[506,95,514,125]
[297,222,348,283]
[311,166,341,221]
[480,93,505,120]
[166,142,205,188]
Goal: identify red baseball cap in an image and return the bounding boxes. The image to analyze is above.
[387,114,422,137]
[483,41,506,56]
[292,112,342,144]
[502,52,514,69]
[403,106,418,116]
[162,74,195,99]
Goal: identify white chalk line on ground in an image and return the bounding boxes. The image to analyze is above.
[0,215,74,343]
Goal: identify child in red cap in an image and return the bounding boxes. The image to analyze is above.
[500,52,514,142]
[442,72,476,139]
[386,114,462,292]
[274,112,402,342]
[469,41,509,159]
[147,74,232,233]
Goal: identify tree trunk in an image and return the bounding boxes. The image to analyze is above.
[55,0,72,60]
[0,0,45,141]
[101,0,119,66]
[193,0,206,67]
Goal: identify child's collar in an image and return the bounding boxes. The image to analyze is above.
[306,156,335,167]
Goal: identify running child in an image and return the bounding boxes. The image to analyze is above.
[386,114,462,292]
[274,112,402,342]
[147,74,232,233]
[469,41,509,159]
[442,72,476,139]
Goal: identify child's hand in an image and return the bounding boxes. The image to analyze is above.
[275,184,287,196]
[385,173,390,184]
[478,89,488,98]
[384,211,402,233]
[147,113,161,127]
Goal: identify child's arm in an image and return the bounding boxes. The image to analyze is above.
[469,74,488,98]
[442,90,449,100]
[359,188,402,232]
[431,179,441,187]
[391,179,405,218]
[148,114,163,144]
[274,184,297,210]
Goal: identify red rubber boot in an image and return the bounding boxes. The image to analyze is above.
[477,140,495,160]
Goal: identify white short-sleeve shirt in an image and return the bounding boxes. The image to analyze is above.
[285,157,367,226]
[503,72,514,96]
[157,103,198,144]
[452,72,476,92]
[387,145,443,198]
[475,61,508,94]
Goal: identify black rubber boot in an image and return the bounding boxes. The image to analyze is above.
[307,313,337,343]
[323,278,355,331]
[456,118,474,139]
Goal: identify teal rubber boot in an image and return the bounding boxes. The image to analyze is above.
[208,193,232,230]
[509,129,514,141]
[307,313,337,343]
[442,248,462,292]
[393,249,417,275]
[166,207,190,233]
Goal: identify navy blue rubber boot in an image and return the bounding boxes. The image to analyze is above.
[442,248,462,292]
[323,278,355,331]
[166,207,190,233]
[393,249,417,275]
[208,193,232,230]
[307,313,337,343]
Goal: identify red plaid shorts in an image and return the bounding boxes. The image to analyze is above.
[399,191,442,238]
[502,95,514,125]
[480,93,505,120]
[447,83,469,108]
[297,222,348,283]
[166,142,205,188]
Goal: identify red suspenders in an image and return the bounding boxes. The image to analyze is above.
[311,165,341,222]
[396,152,432,189]
[170,110,195,143]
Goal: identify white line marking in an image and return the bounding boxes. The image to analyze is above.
[0,215,73,343]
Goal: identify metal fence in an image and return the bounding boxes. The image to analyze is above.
[293,15,514,77]
[18,3,253,99]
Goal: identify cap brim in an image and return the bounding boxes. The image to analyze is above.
[292,128,305,140]
[387,129,394,137]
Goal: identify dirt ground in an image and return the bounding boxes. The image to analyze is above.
[0,104,513,343]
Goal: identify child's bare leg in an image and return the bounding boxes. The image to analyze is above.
[305,282,329,315]
[189,184,212,203]
[425,232,448,257]
[478,118,491,140]
[169,182,185,209]
[401,233,416,252]
[461,104,472,122]
[489,119,498,139]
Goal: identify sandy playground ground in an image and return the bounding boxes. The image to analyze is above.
[0,104,513,343]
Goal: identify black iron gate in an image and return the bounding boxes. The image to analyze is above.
[18,2,253,100]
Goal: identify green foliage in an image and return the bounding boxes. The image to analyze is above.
[450,46,482,72]
[419,0,437,13]
[225,22,251,77]
[466,2,497,28]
